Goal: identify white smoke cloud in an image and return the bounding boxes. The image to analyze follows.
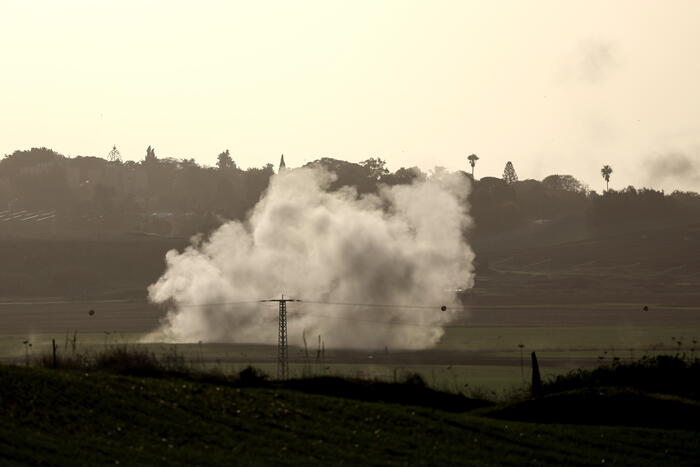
[144,167,475,350]
[558,39,620,84]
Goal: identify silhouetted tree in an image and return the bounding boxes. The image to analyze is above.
[601,165,613,191]
[216,150,236,170]
[467,154,479,177]
[503,161,518,184]
[381,166,426,186]
[305,158,378,194]
[107,145,122,163]
[361,157,389,180]
[470,177,519,232]
[179,158,199,169]
[0,147,64,172]
[542,174,586,193]
[589,186,682,228]
[144,146,157,165]
[243,164,275,207]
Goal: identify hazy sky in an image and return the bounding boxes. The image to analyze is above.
[1,1,699,191]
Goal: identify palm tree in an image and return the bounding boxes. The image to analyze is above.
[601,165,613,191]
[467,154,479,177]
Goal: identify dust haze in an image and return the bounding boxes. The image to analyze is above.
[145,167,474,349]
[558,39,620,85]
[645,151,700,188]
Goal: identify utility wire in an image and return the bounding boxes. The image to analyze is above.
[0,297,459,328]
[288,312,445,328]
[173,299,453,310]
[0,298,454,311]
[303,300,449,310]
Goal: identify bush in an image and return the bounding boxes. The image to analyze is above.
[93,346,163,376]
[543,355,700,400]
[237,366,268,386]
[402,372,427,387]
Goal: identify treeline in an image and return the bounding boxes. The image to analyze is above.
[304,158,700,235]
[0,147,698,238]
[470,175,700,234]
[0,147,275,236]
[475,176,700,234]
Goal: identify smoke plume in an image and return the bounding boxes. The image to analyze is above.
[558,39,620,84]
[645,151,700,187]
[145,167,475,349]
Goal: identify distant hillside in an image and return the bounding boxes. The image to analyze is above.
[1,147,700,302]
[469,221,700,306]
[0,235,185,299]
[0,220,698,303]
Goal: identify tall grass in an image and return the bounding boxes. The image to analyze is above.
[36,344,189,376]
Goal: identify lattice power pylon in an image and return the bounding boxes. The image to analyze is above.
[260,295,301,379]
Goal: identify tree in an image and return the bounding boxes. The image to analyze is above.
[502,161,518,184]
[542,174,585,193]
[216,150,236,170]
[305,158,377,194]
[467,154,479,177]
[470,177,519,232]
[107,145,122,163]
[381,166,426,186]
[144,146,157,164]
[360,157,388,180]
[179,158,199,169]
[601,165,613,191]
[0,147,64,172]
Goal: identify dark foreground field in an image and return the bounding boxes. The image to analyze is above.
[1,363,698,466]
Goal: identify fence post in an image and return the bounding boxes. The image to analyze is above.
[52,339,57,369]
[531,351,542,398]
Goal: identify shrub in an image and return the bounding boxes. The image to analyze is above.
[402,372,427,387]
[543,355,700,400]
[93,345,163,376]
[237,366,268,386]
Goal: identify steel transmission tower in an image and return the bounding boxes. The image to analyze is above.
[260,295,301,379]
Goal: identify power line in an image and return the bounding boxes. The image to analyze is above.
[177,300,263,308]
[0,298,457,316]
[173,299,452,311]
[303,300,450,310]
[6,297,457,345]
[290,312,447,328]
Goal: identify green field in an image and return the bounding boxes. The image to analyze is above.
[0,364,698,466]
[2,318,698,395]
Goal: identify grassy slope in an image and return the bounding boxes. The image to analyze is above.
[0,366,697,466]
